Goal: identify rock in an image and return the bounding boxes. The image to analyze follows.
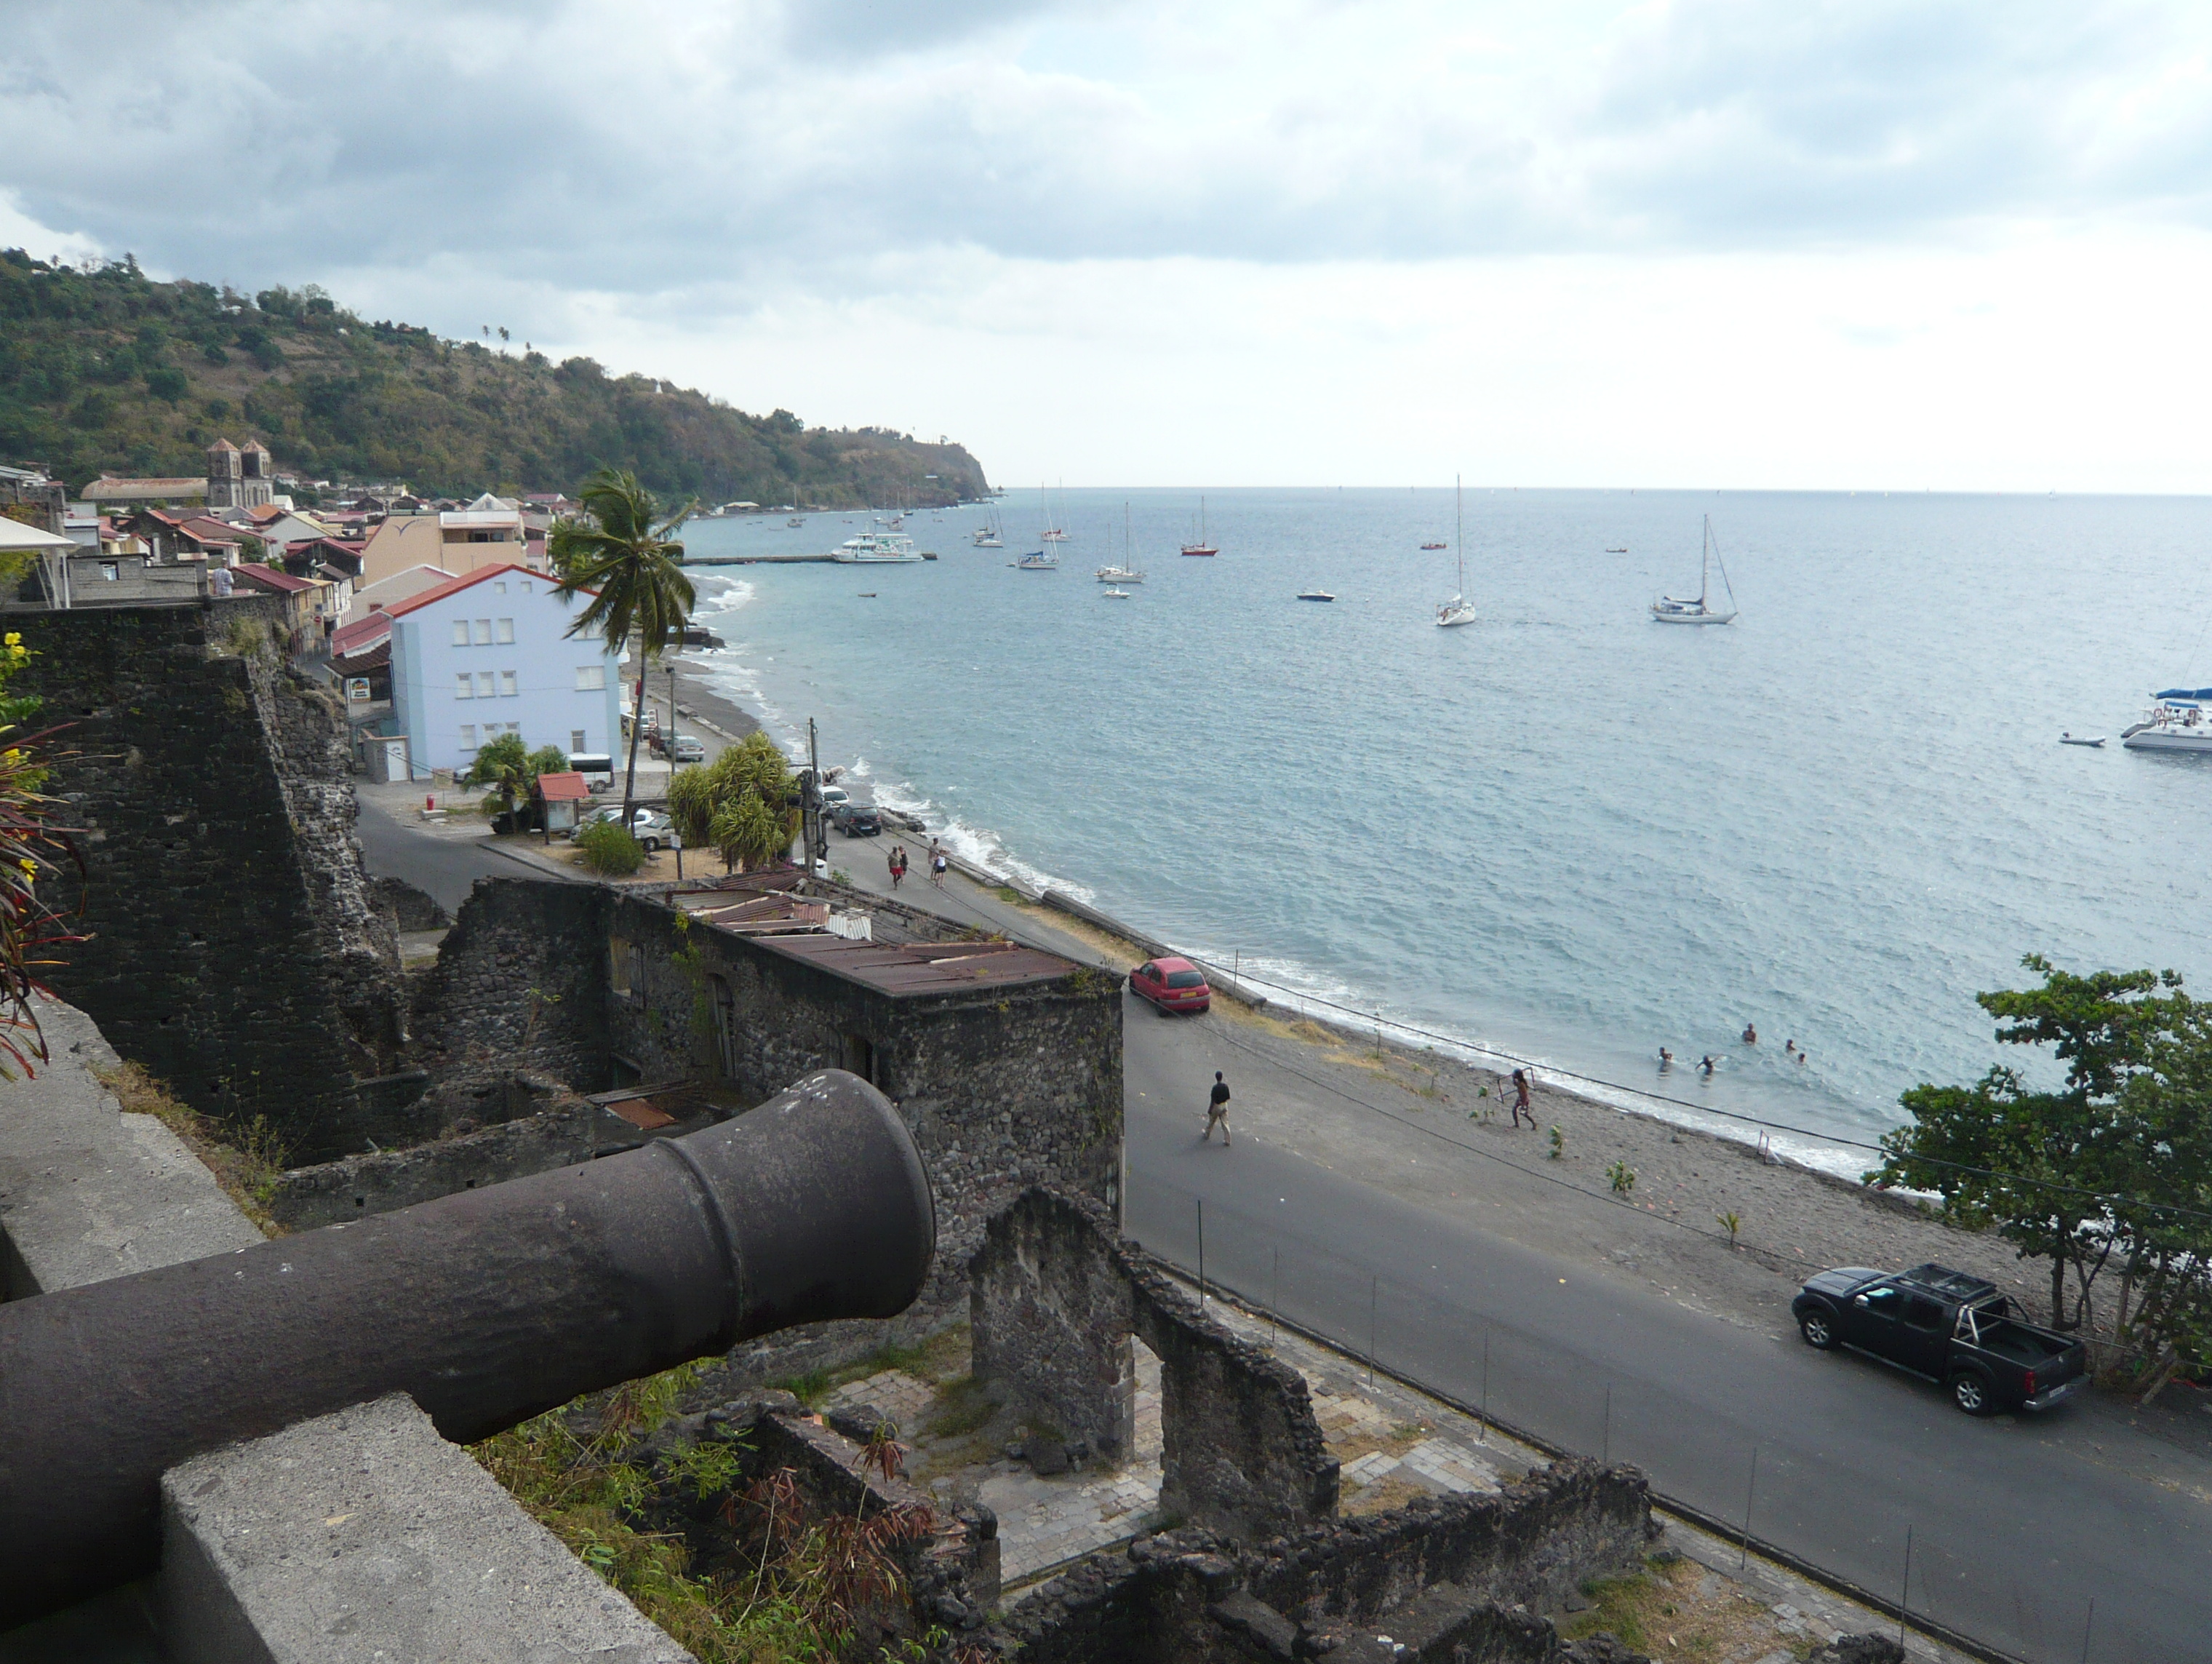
[826,1402,895,1443]
[1807,1639,1906,1664]
[1563,1591,1596,1612]
[1560,1638,1651,1663]
[1028,1437,1071,1476]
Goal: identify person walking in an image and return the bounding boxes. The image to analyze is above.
[1204,1071,1232,1146]
[931,843,949,887]
[1510,1067,1536,1129]
[888,844,906,888]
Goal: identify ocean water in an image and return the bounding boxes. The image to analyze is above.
[673,487,2212,1168]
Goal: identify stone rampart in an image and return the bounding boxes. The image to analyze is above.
[15,598,404,1161]
[971,1187,1339,1541]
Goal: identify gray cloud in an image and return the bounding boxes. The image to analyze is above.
[2,0,2209,321]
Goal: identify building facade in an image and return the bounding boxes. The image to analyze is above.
[205,438,276,509]
[386,562,620,773]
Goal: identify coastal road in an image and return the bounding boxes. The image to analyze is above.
[354,795,581,915]
[363,810,2212,1663]
[1119,1007,2211,1664]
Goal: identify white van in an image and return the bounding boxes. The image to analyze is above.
[568,753,615,793]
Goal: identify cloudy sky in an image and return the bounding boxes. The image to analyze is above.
[5,0,2211,489]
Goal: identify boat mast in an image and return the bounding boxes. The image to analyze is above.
[1700,514,1712,608]
[1456,474,1464,595]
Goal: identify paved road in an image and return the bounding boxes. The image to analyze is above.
[354,796,580,915]
[369,811,2212,1662]
[1119,1008,2209,1664]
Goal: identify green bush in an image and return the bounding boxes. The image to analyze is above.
[575,821,644,875]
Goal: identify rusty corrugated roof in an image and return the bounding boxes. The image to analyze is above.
[757,934,1076,996]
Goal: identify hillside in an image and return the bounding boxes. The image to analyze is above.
[0,252,989,507]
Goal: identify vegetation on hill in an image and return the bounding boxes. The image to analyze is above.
[0,251,989,506]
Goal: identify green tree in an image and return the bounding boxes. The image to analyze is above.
[463,734,568,819]
[1877,956,2194,1336]
[668,733,795,873]
[547,469,695,824]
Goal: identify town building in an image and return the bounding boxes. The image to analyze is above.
[204,438,276,509]
[383,562,620,773]
[342,563,455,625]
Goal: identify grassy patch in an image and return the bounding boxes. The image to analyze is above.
[1557,1556,1807,1663]
[95,1060,286,1236]
[991,885,1025,906]
[922,1375,997,1439]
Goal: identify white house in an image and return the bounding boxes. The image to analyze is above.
[385,562,622,775]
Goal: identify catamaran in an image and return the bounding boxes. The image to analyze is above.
[1181,496,1218,557]
[2123,691,2212,752]
[1436,476,1475,628]
[1650,517,1738,624]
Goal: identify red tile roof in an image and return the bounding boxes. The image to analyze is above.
[536,771,590,803]
[330,613,393,656]
[382,561,559,618]
[234,562,314,594]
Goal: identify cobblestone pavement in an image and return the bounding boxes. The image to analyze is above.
[824,1369,938,1433]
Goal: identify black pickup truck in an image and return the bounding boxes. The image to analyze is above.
[1791,1262,2088,1417]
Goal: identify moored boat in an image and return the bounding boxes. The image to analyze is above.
[1651,517,1738,624]
[1015,550,1059,570]
[2123,693,2212,752]
[832,531,922,563]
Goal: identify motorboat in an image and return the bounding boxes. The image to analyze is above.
[1095,565,1144,583]
[1298,591,1335,602]
[832,531,922,563]
[1015,550,1059,570]
[2123,694,2212,752]
[1651,517,1738,624]
[2059,733,2106,747]
[1420,541,1446,551]
[1102,586,1132,600]
[786,516,805,527]
[1606,546,1628,554]
[1436,475,1475,628]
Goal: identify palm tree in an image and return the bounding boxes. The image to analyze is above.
[548,470,696,822]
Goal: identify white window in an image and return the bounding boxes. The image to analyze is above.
[473,618,492,645]
[499,669,518,697]
[571,729,587,752]
[494,581,507,594]
[575,664,606,691]
[452,618,469,646]
[495,617,514,643]
[503,721,522,736]
[458,725,478,751]
[454,673,474,699]
[522,581,533,594]
[476,671,496,698]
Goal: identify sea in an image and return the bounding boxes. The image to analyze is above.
[671,487,2212,1173]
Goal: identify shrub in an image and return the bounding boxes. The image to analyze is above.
[575,820,644,875]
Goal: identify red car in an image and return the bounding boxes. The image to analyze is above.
[1130,956,1210,1015]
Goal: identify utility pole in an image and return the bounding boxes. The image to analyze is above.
[806,717,823,882]
[667,666,682,880]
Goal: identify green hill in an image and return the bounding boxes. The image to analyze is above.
[0,252,989,508]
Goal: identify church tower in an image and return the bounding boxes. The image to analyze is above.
[239,440,274,509]
[205,438,243,509]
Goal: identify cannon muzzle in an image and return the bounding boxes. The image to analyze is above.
[0,1068,933,1625]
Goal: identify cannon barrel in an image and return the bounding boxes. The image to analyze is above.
[0,1068,933,1625]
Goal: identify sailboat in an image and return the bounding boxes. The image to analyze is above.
[1096,501,1145,582]
[1650,517,1738,624]
[1181,496,1217,557]
[1040,482,1069,543]
[973,504,1004,548]
[1436,476,1476,628]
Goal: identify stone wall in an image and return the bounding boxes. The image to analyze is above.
[970,1187,1339,1542]
[401,878,613,1139]
[998,1462,1658,1664]
[15,597,406,1162]
[368,875,450,932]
[263,1093,602,1233]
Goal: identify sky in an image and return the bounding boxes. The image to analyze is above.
[4,0,2212,490]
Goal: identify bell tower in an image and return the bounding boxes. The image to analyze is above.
[205,438,243,509]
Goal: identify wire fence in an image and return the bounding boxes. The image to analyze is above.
[1127,1166,2179,1664]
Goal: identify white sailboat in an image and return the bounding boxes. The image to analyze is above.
[1097,501,1144,582]
[1040,482,1069,543]
[973,505,1004,548]
[1436,475,1476,628]
[1650,517,1738,624]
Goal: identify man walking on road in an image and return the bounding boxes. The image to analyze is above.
[1205,1071,1232,1146]
[1510,1067,1537,1129]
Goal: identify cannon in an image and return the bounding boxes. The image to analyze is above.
[0,1068,934,1625]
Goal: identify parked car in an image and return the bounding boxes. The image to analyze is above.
[668,736,706,764]
[1789,1262,2088,1416]
[818,785,850,815]
[828,802,882,837]
[572,806,683,854]
[1130,956,1210,1015]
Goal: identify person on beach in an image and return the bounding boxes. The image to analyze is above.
[1205,1072,1232,1145]
[1741,1022,1757,1045]
[1510,1067,1536,1128]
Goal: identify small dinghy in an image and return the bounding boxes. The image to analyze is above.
[858,592,877,598]
[1102,586,1132,600]
[2059,732,2106,747]
[1298,591,1335,602]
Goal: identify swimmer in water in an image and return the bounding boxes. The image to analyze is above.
[1797,1048,1808,1066]
[1658,1046,1674,1067]
[1699,1054,1717,1075]
[1785,1039,1796,1056]
[1742,1022,1757,1045]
